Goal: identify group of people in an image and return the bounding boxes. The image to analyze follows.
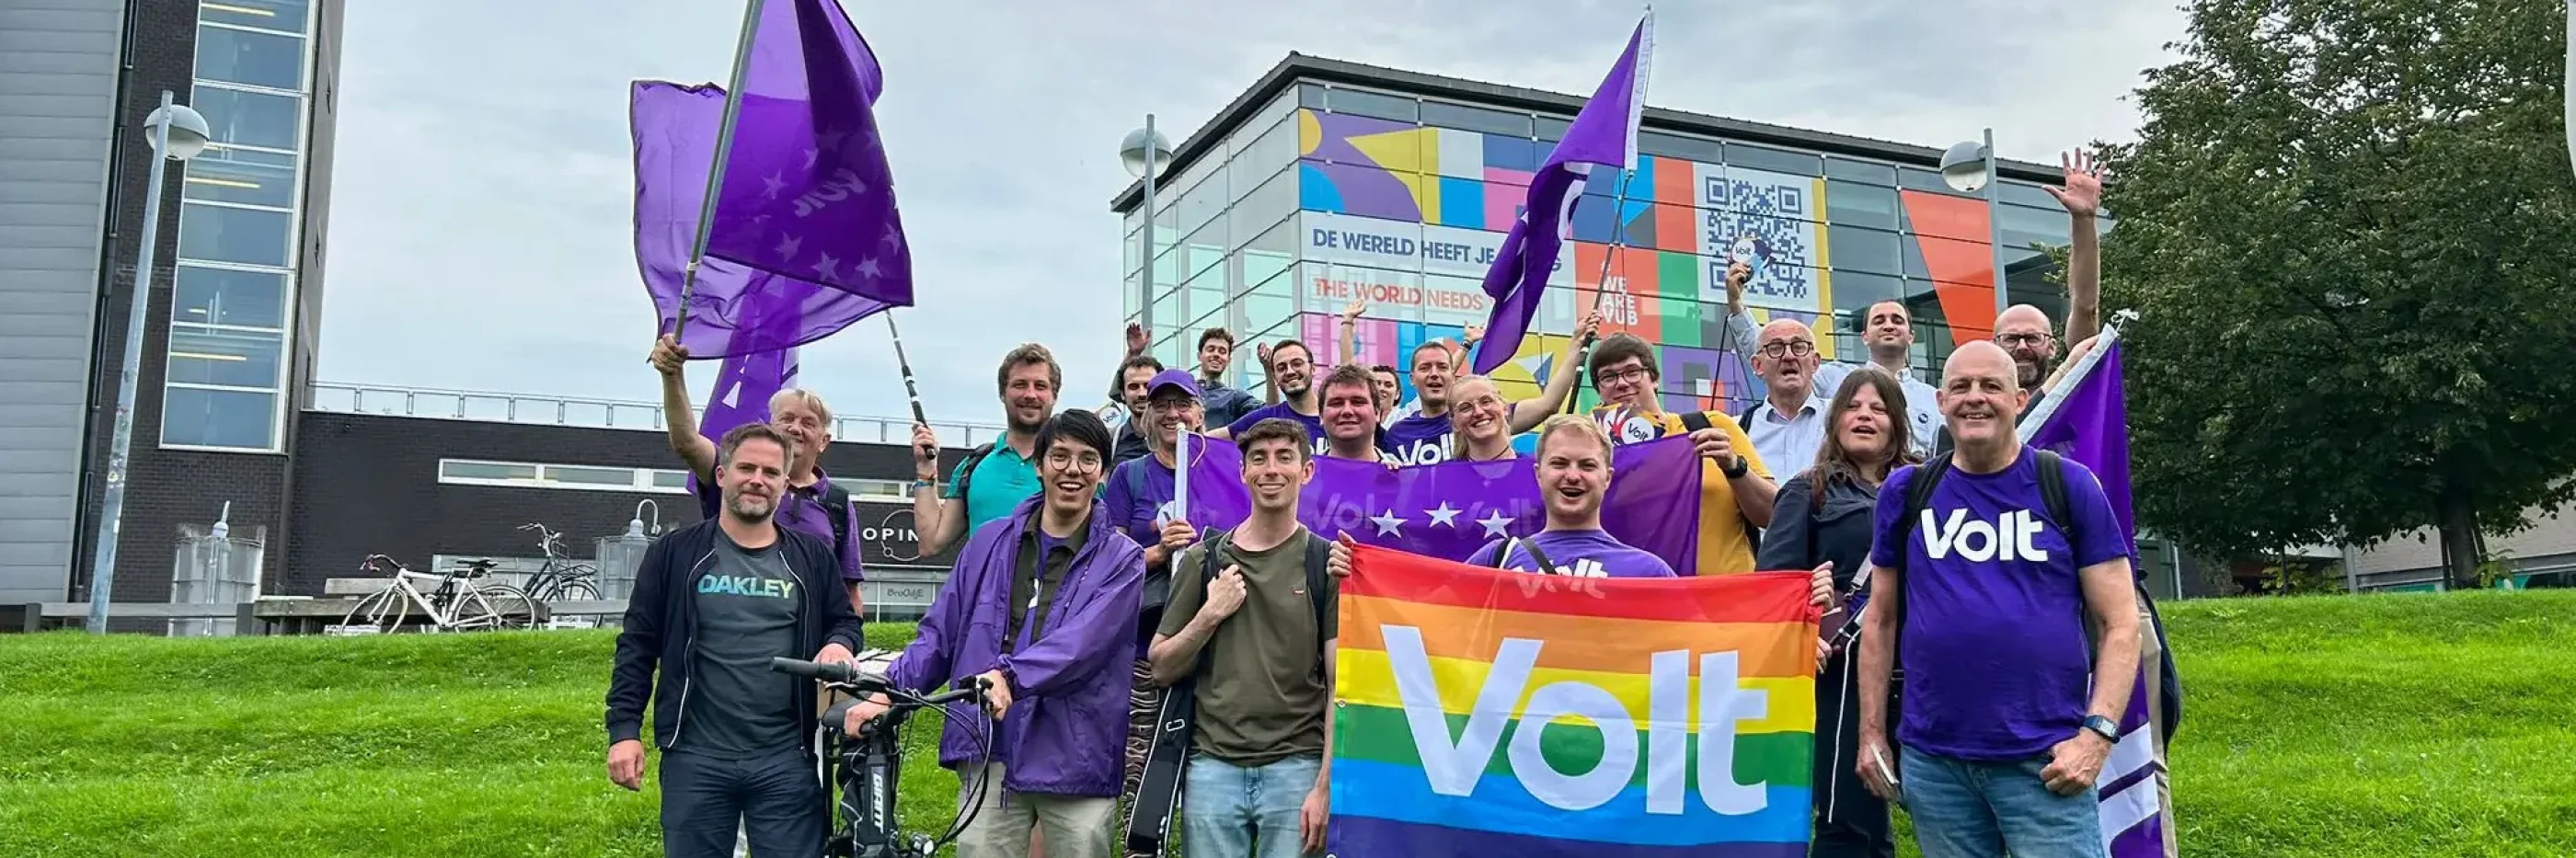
[603,150,2177,858]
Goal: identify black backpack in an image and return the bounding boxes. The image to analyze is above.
[1883,449,2184,742]
[817,482,852,555]
[949,442,999,505]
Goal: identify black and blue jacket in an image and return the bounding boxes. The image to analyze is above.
[604,520,867,749]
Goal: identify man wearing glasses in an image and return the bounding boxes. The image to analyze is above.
[1583,331,1777,575]
[1741,319,1836,473]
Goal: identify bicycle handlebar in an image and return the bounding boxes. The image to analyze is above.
[768,658,989,707]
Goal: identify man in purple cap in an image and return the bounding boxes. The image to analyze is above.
[1099,368,1209,856]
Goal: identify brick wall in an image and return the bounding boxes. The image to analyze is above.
[282,414,975,596]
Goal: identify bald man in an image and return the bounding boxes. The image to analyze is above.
[1742,317,1833,475]
[1857,340,2140,858]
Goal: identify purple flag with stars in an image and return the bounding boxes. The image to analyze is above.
[632,80,888,358]
[1165,434,1705,574]
[703,0,912,304]
[1471,8,1651,375]
[2018,328,2171,858]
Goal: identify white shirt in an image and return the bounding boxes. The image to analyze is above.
[1743,396,1831,476]
[1722,310,1943,459]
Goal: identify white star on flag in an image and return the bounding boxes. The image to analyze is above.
[1369,509,1408,536]
[1425,502,1461,528]
[803,148,819,169]
[774,235,802,260]
[762,172,786,199]
[811,253,840,280]
[856,257,882,280]
[881,223,903,247]
[1477,511,1514,537]
[818,127,846,154]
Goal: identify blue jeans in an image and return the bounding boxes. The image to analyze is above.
[1180,754,1319,858]
[1899,746,2108,858]
[659,748,824,858]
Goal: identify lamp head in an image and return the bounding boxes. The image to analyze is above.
[146,104,213,161]
[1120,126,1173,180]
[1938,140,1990,193]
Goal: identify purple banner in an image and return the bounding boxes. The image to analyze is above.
[1164,433,1704,574]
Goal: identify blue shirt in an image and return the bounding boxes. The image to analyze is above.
[947,443,1041,532]
[1200,376,1262,429]
[1869,448,2128,761]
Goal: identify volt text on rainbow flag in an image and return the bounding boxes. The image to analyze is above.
[1328,544,1819,858]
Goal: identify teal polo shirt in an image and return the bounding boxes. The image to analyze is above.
[946,442,1042,531]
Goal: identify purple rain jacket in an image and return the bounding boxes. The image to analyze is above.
[883,495,1144,797]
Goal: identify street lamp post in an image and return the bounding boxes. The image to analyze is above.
[87,91,211,634]
[1121,117,1174,351]
[1938,128,2011,317]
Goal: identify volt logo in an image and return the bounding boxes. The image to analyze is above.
[1383,436,1455,466]
[1920,509,2051,563]
[1383,625,1770,816]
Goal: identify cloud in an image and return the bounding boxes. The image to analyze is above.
[318,0,2184,431]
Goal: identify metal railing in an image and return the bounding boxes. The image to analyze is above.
[305,382,1007,448]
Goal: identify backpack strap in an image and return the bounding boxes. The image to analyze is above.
[952,442,998,504]
[817,482,854,558]
[1521,539,1565,576]
[1738,402,1765,428]
[1678,410,1713,434]
[1303,534,1334,678]
[2033,448,2074,541]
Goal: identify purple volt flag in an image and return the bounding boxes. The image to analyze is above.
[2018,329,2168,858]
[1168,434,1705,574]
[702,0,913,305]
[684,344,799,500]
[632,80,887,358]
[1471,8,1651,375]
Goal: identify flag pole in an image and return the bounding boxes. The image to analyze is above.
[1561,164,1634,415]
[884,314,930,428]
[671,0,769,343]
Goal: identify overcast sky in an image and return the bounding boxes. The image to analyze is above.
[317,0,2187,431]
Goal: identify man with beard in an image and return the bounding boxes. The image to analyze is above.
[605,423,868,858]
[1208,340,1333,455]
[1105,355,1164,466]
[861,410,1144,858]
[650,335,866,613]
[913,343,1062,557]
[1852,301,1944,458]
[1334,302,1599,466]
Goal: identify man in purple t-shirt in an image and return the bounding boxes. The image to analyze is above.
[1463,415,1673,578]
[1854,341,2140,858]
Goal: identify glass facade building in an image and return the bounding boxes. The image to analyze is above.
[166,0,323,452]
[1113,55,2098,417]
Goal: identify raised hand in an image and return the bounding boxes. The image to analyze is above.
[1341,297,1365,323]
[2046,149,2105,218]
[1125,321,1148,356]
[648,335,688,377]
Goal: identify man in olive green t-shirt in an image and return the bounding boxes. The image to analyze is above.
[1148,418,1337,858]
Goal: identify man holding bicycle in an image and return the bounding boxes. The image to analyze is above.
[862,410,1146,858]
[605,423,869,858]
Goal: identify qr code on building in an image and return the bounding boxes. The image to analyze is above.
[1701,172,1820,310]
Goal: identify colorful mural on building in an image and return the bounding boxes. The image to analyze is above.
[1282,107,1999,415]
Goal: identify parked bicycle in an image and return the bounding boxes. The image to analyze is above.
[771,652,994,858]
[332,555,537,635]
[504,522,601,602]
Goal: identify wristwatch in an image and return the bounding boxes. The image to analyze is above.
[2081,715,2120,743]
[1720,455,1750,479]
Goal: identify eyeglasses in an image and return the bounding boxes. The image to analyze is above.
[1760,340,1815,358]
[1995,332,2053,349]
[1595,366,1651,387]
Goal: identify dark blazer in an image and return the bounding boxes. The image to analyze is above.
[1757,471,1880,590]
[604,520,867,749]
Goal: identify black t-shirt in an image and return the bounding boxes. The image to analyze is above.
[677,533,805,758]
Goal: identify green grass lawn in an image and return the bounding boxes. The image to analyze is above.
[2,591,2570,857]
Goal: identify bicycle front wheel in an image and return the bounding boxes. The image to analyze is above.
[339,588,411,635]
[474,585,542,630]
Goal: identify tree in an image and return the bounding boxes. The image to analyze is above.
[2097,0,2576,589]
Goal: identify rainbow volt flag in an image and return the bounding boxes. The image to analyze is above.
[1330,543,1819,857]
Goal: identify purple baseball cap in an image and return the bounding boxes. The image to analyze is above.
[1146,368,1202,400]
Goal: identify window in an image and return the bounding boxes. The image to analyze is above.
[1829,271,1903,333]
[1725,143,1821,177]
[184,147,297,208]
[173,265,287,328]
[1326,87,1418,123]
[1997,180,2063,210]
[201,0,311,33]
[1824,157,1898,185]
[1825,180,1898,229]
[1534,114,1571,140]
[442,461,542,482]
[438,459,712,494]
[1827,224,1903,275]
[190,86,303,151]
[1421,100,1532,138]
[166,326,284,388]
[1639,131,1723,164]
[1229,166,1295,245]
[1176,166,1227,237]
[548,465,637,486]
[650,470,692,490]
[196,24,305,91]
[178,202,292,267]
[162,387,277,450]
[1229,114,1297,199]
[1297,83,1327,109]
[1899,166,1971,197]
